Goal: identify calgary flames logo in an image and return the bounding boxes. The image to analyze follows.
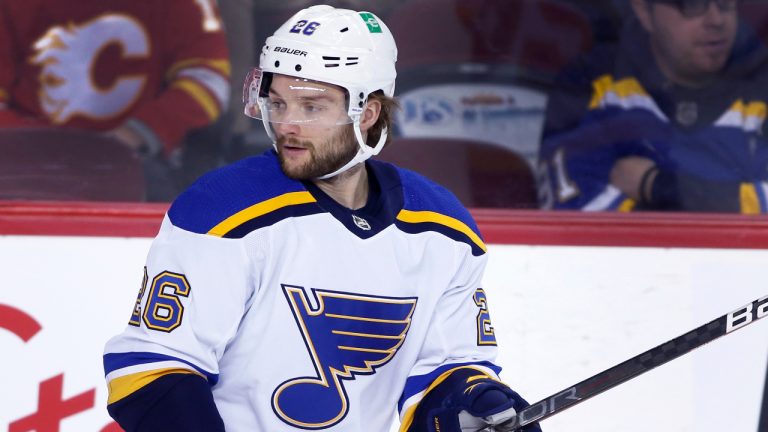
[30,14,150,124]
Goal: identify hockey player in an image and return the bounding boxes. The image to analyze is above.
[0,0,230,200]
[538,0,768,212]
[103,5,541,432]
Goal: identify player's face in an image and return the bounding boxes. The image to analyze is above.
[276,123,358,180]
[638,0,737,85]
[269,75,358,180]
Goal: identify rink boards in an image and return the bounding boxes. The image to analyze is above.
[1,205,766,432]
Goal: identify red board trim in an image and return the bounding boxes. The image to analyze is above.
[0,201,168,238]
[1,201,767,249]
[472,209,768,249]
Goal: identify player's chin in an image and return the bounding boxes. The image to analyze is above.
[279,158,315,180]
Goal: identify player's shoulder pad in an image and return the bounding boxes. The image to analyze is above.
[390,164,486,256]
[168,151,321,238]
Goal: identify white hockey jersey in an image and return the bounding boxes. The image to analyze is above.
[103,150,502,431]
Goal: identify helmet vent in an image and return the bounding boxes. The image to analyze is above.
[322,56,359,67]
[340,27,349,33]
[322,56,341,67]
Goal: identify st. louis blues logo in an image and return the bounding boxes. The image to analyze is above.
[272,285,418,429]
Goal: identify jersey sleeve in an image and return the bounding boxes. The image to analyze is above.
[107,373,225,432]
[103,213,256,412]
[539,115,637,211]
[128,0,231,154]
[537,53,624,211]
[396,227,502,431]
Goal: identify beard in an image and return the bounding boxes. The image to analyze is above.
[276,124,359,180]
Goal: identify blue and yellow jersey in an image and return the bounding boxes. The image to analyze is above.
[539,19,768,213]
[103,151,500,431]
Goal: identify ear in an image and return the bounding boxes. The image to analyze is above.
[631,0,654,33]
[359,98,381,133]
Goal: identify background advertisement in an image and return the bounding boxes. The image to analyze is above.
[395,83,547,170]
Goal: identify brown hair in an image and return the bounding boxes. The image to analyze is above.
[365,91,400,149]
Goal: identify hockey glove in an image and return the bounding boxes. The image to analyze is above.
[427,376,542,432]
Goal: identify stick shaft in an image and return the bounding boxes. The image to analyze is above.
[491,295,768,431]
[757,348,768,431]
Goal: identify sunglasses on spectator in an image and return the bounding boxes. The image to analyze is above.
[650,0,738,18]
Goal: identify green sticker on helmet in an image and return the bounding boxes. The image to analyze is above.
[359,12,382,33]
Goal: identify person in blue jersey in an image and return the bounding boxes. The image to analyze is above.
[102,5,542,432]
[538,0,768,212]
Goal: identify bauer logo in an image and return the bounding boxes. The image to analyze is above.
[359,13,382,33]
[274,46,308,57]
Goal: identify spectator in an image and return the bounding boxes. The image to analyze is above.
[0,0,231,201]
[538,0,768,213]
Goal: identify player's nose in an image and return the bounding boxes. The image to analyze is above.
[274,121,301,137]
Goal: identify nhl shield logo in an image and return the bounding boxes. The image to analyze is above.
[352,215,371,230]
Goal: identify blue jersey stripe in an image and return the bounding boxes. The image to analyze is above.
[103,352,219,385]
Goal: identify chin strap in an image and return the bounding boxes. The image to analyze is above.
[315,119,388,180]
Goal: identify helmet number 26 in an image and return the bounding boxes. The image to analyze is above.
[290,20,321,36]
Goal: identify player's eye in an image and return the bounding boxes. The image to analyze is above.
[269,99,286,111]
[303,103,326,114]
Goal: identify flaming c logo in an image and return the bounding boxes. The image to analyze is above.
[30,14,150,124]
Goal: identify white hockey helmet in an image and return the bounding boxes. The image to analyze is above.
[244,5,398,179]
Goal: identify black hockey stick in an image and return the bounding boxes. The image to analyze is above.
[759,350,768,432]
[480,294,768,432]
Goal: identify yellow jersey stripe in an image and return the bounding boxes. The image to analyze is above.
[167,58,231,80]
[207,191,317,237]
[107,368,201,405]
[396,209,487,252]
[399,366,494,431]
[325,313,408,324]
[617,198,636,212]
[172,78,220,120]
[338,346,393,354]
[589,75,649,109]
[730,100,768,119]
[740,183,761,215]
[466,374,492,384]
[331,330,402,339]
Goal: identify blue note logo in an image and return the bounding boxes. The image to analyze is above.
[273,285,418,429]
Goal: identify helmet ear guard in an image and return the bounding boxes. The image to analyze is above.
[247,5,398,179]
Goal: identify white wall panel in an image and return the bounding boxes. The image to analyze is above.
[1,236,766,431]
